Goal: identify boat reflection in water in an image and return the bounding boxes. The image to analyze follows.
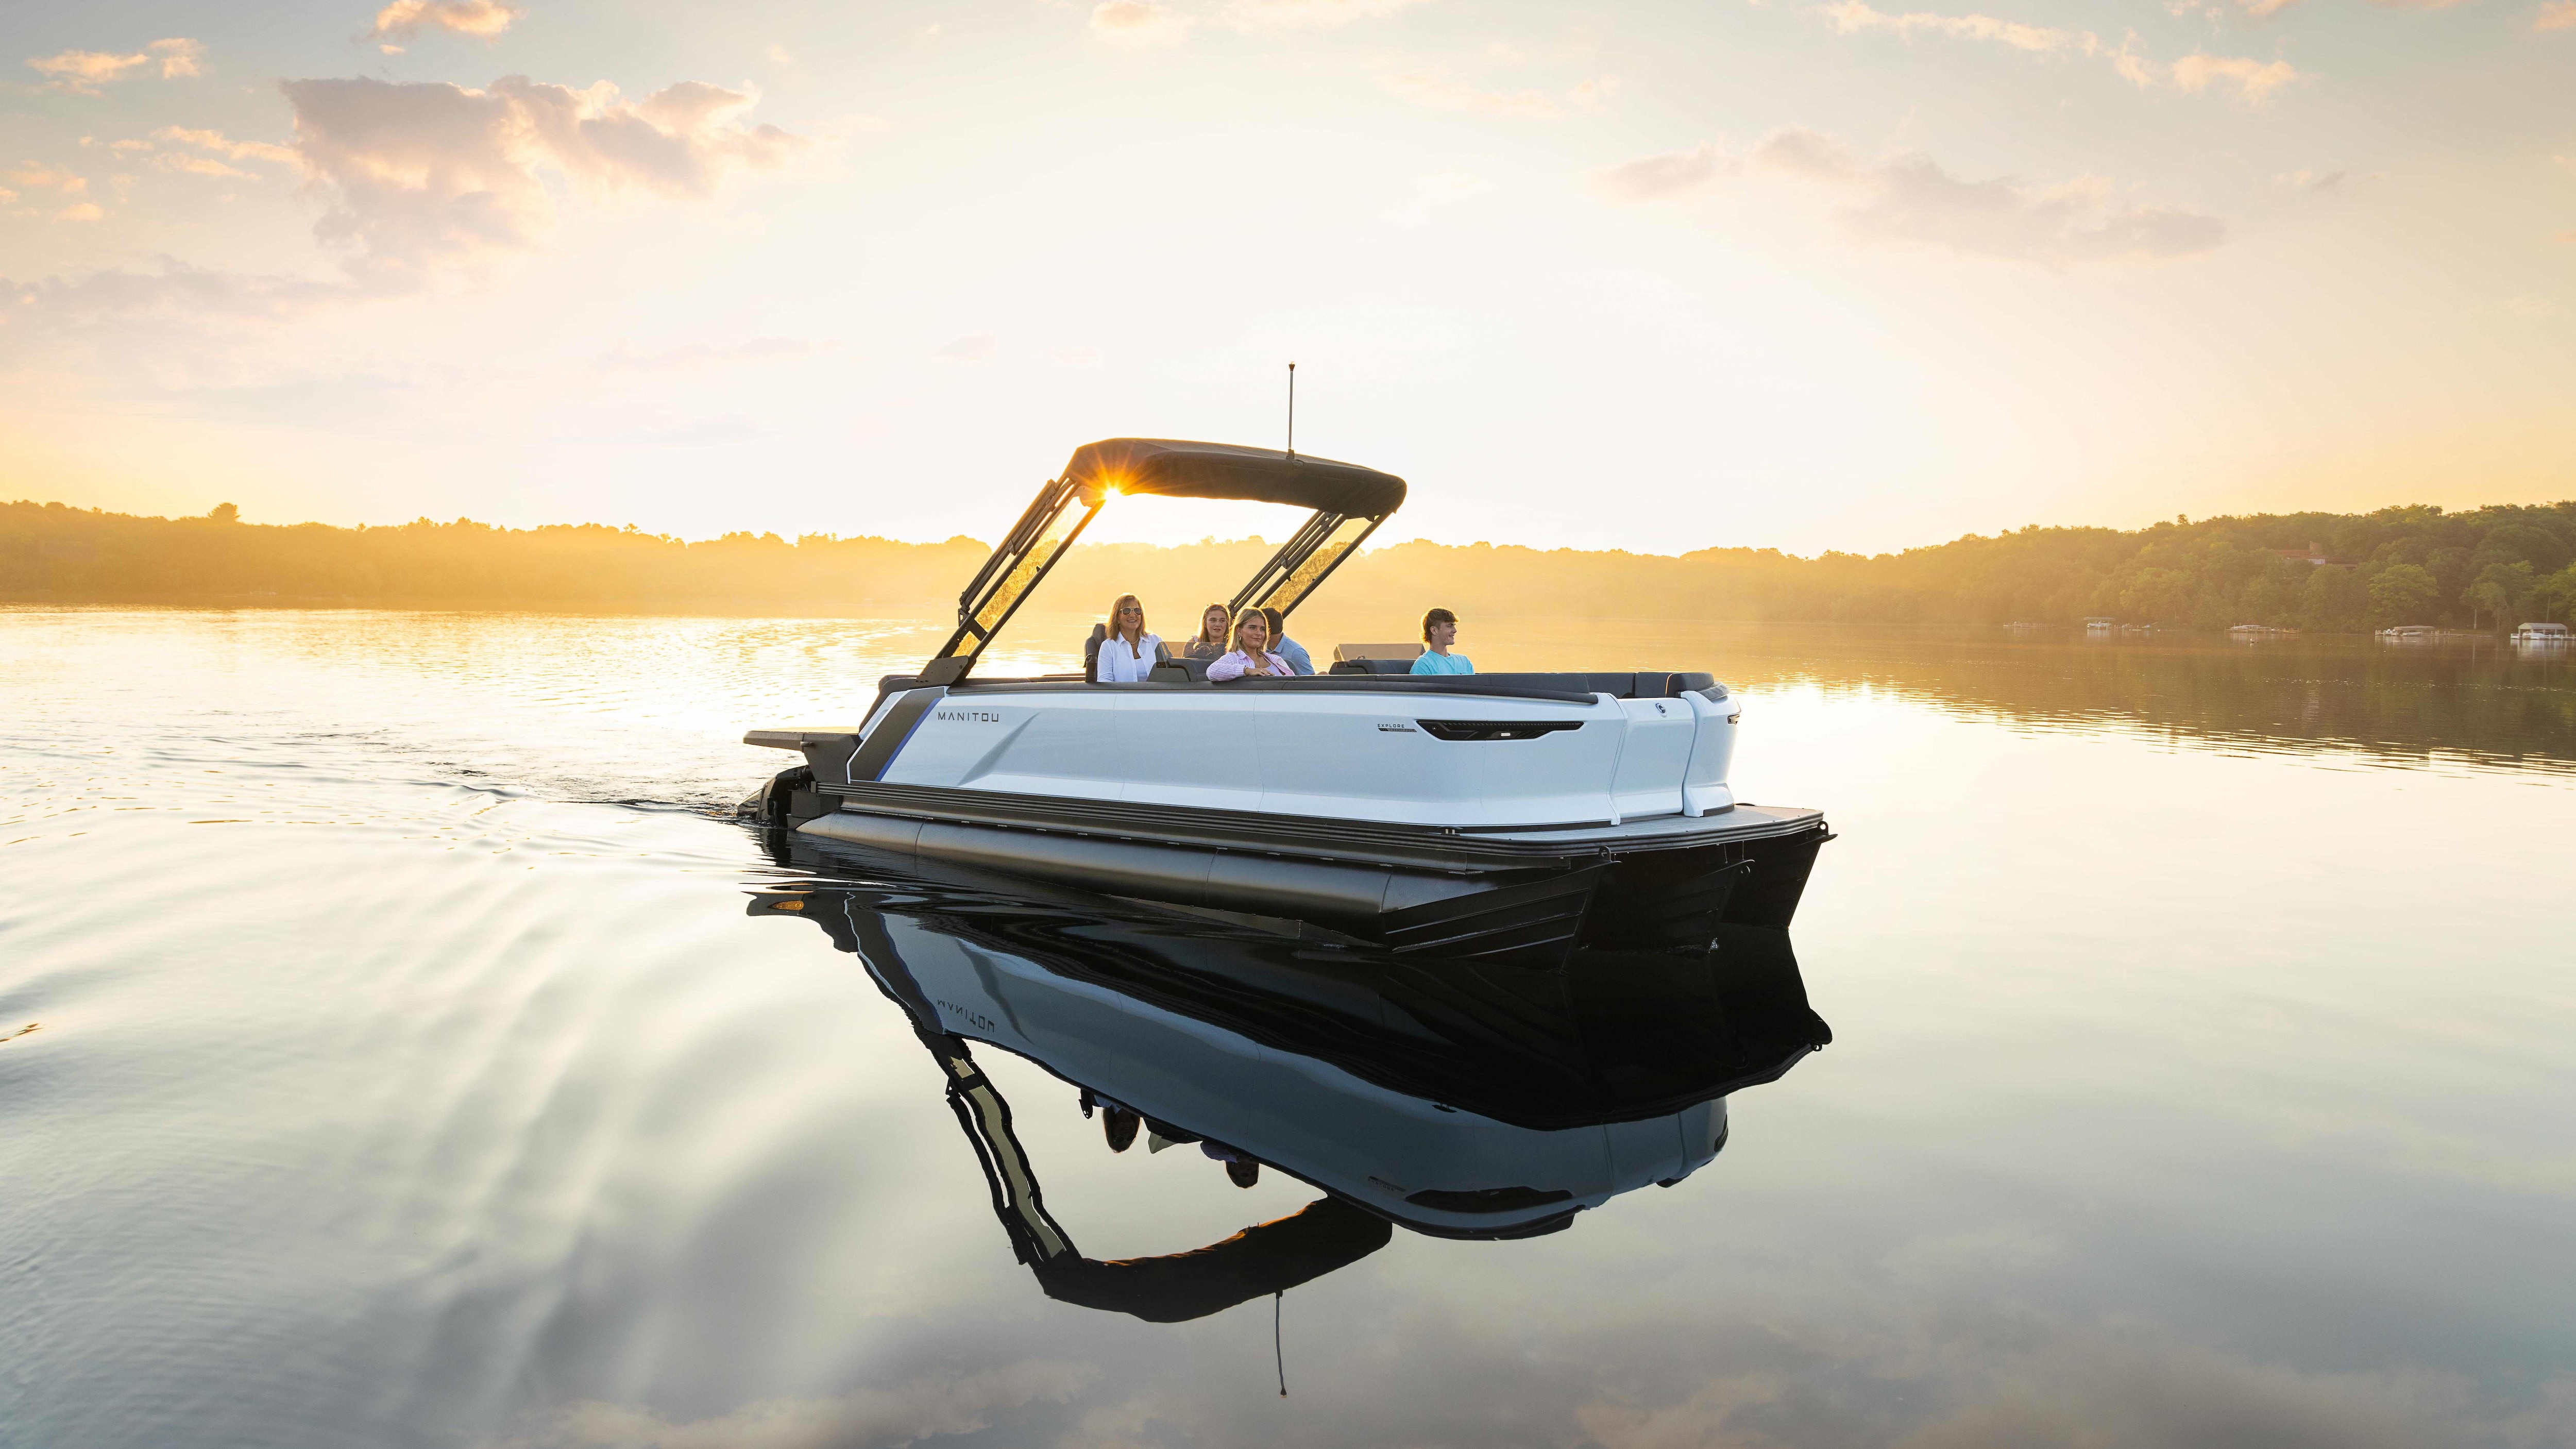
[749,835,1831,1323]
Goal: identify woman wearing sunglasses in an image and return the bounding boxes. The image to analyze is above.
[1092,594,1170,683]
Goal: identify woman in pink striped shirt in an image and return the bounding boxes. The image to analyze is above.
[1206,610,1291,681]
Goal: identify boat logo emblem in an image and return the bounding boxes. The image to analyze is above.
[934,709,1004,723]
[1377,721,1418,732]
[934,997,998,1033]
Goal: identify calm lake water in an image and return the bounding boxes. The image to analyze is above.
[4,608,2573,1449]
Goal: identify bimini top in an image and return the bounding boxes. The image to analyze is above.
[1061,437,1406,519]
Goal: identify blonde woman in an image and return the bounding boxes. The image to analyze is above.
[1094,594,1167,683]
[1179,602,1232,661]
[1207,609,1292,681]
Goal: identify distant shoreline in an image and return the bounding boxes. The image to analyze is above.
[0,599,2531,642]
[7,496,2573,633]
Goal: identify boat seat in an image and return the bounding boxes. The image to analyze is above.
[1587,671,1719,698]
[910,664,1721,697]
[1331,642,1425,667]
[1320,666,1717,698]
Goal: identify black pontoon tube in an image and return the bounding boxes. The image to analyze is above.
[799,809,1612,962]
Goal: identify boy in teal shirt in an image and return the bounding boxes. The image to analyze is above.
[1411,608,1472,675]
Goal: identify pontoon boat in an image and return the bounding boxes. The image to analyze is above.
[745,438,1830,965]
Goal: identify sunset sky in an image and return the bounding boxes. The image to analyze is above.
[3,0,2570,554]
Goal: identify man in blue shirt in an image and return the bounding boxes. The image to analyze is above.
[1410,608,1473,675]
[1259,608,1315,676]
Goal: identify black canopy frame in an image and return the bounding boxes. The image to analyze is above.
[924,439,1406,682]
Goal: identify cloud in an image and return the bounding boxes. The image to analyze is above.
[1818,1,2087,53]
[1592,143,1734,204]
[1089,1,1193,45]
[1561,1338,2497,1449]
[2277,167,2374,195]
[26,39,203,94]
[62,128,297,182]
[5,162,89,195]
[280,75,805,275]
[1748,127,2226,263]
[2206,0,2466,17]
[2536,0,2576,27]
[155,153,254,180]
[496,1363,1093,1449]
[1811,4,2304,106]
[1384,71,1619,119]
[1750,126,1862,181]
[1227,0,1432,27]
[5,262,347,323]
[1885,1345,2483,1449]
[55,203,105,223]
[0,260,354,365]
[1083,0,1426,41]
[154,126,301,166]
[367,0,521,42]
[2169,51,2301,103]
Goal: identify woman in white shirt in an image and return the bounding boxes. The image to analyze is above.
[1094,594,1168,683]
[1206,609,1291,681]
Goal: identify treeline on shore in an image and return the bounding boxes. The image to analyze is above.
[6,495,2575,631]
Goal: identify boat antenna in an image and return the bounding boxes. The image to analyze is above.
[1275,1289,1287,1395]
[1285,362,1296,461]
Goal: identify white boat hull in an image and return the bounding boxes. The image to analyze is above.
[750,671,1828,963]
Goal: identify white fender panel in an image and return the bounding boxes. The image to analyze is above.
[1682,691,1739,817]
[1611,697,1695,821]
